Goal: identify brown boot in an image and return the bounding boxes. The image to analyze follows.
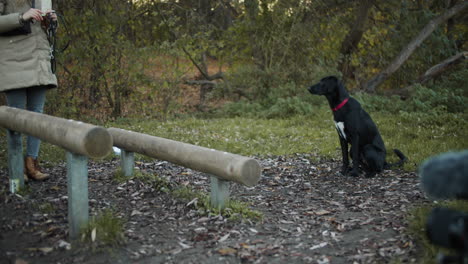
[25,157,49,181]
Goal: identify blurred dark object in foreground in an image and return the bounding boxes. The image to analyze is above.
[420,150,468,263]
[426,207,468,263]
[419,151,468,200]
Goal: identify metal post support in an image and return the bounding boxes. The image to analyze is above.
[121,149,134,177]
[210,175,230,210]
[66,151,89,239]
[7,129,24,193]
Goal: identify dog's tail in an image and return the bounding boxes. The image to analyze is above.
[384,149,407,169]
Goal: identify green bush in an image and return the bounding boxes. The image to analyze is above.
[217,100,264,117]
[423,65,468,114]
[221,65,297,103]
[410,85,466,114]
[354,92,405,114]
[262,96,314,118]
[217,95,316,119]
[216,76,329,119]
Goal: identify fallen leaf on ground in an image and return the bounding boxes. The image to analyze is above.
[218,233,230,242]
[310,242,328,250]
[315,209,331,216]
[218,247,237,255]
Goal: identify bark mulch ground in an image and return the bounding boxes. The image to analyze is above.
[0,154,428,264]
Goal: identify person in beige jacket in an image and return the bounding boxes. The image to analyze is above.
[0,0,57,181]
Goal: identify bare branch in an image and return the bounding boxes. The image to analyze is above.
[363,1,468,92]
[418,51,467,83]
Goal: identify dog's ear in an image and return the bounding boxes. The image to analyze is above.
[321,76,339,91]
[321,76,338,82]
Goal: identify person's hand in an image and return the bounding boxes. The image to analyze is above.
[22,8,43,22]
[45,9,57,21]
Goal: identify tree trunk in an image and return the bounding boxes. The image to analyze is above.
[338,0,373,84]
[363,1,468,92]
[244,0,265,70]
[446,0,457,43]
[244,0,259,23]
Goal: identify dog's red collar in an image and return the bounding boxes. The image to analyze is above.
[332,98,349,112]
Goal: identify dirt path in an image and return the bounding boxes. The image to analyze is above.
[0,154,427,264]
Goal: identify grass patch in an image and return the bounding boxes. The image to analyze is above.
[112,168,129,184]
[17,184,32,197]
[371,111,467,170]
[80,209,126,247]
[223,198,264,221]
[37,202,56,214]
[113,168,172,193]
[113,169,262,220]
[173,186,263,221]
[407,200,468,263]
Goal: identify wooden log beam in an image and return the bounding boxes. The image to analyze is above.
[0,106,112,159]
[108,128,261,187]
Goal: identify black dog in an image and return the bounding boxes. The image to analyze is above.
[308,76,406,177]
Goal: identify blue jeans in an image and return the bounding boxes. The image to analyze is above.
[4,86,48,159]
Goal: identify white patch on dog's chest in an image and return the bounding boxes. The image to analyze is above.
[334,121,346,140]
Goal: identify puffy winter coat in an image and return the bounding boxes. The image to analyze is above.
[0,0,57,92]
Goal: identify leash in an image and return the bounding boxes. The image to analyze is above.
[45,16,57,73]
[43,12,69,74]
[33,0,69,74]
[332,98,349,112]
[31,0,58,73]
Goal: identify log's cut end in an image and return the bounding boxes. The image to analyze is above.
[83,127,113,159]
[238,158,262,187]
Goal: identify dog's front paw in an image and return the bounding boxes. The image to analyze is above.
[340,166,350,176]
[348,169,359,177]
